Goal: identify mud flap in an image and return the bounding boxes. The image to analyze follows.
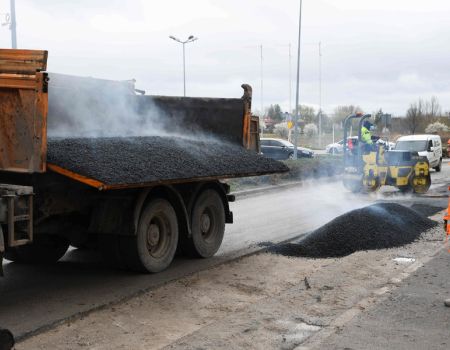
[0,328,14,349]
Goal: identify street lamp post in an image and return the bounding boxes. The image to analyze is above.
[10,0,16,49]
[169,35,198,97]
[318,41,322,148]
[293,0,303,159]
[1,0,17,48]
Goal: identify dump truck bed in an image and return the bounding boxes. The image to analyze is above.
[47,136,287,190]
[0,49,288,189]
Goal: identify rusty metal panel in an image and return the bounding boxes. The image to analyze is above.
[0,73,48,173]
[249,116,261,152]
[0,75,36,89]
[0,49,47,74]
[0,49,48,173]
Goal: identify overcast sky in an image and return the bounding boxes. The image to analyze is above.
[1,0,450,116]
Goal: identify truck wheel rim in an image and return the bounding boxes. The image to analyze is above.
[200,209,213,241]
[146,215,171,258]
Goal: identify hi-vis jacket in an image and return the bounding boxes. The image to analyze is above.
[361,126,373,144]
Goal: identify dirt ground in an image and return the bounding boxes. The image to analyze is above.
[18,213,447,350]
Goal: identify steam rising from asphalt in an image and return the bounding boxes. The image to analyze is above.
[48,73,160,137]
[46,73,217,143]
[295,181,371,228]
[288,177,423,233]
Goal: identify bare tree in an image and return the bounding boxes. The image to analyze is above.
[332,105,362,125]
[424,96,441,123]
[292,105,316,124]
[405,100,424,134]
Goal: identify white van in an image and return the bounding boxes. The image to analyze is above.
[395,134,443,171]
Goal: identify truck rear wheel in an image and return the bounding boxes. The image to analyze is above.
[4,234,69,264]
[122,198,178,273]
[187,189,225,258]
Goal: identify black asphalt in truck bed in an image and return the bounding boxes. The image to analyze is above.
[266,203,437,258]
[47,136,288,188]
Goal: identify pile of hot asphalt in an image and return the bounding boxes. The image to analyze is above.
[268,203,437,258]
[46,136,288,186]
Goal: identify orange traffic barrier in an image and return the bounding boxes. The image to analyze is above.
[445,186,450,252]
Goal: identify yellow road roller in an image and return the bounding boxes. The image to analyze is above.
[342,114,431,194]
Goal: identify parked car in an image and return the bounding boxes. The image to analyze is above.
[260,138,314,160]
[326,137,394,154]
[326,137,357,154]
[375,138,395,150]
[395,134,443,171]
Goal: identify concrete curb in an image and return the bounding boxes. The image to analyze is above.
[232,176,341,199]
[232,181,303,199]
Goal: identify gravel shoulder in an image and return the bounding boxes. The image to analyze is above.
[19,220,447,350]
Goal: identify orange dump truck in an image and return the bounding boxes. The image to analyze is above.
[0,49,287,274]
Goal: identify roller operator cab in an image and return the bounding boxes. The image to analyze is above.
[342,114,431,194]
[395,135,443,172]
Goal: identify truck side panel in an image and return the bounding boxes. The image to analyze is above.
[0,49,48,173]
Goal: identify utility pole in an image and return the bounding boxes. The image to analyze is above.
[318,41,322,148]
[182,43,186,96]
[10,0,17,49]
[289,43,292,114]
[260,44,264,137]
[293,0,303,159]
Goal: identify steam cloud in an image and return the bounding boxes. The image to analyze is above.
[46,73,216,142]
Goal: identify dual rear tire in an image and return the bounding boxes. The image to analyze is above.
[121,199,179,273]
[185,189,225,258]
[101,189,225,273]
[6,188,226,274]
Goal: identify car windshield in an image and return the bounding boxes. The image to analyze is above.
[395,140,428,152]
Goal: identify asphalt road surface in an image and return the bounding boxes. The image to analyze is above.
[0,162,448,339]
[318,248,450,350]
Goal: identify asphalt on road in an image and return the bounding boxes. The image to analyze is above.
[0,162,448,339]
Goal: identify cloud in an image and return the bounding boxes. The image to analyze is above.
[1,0,449,115]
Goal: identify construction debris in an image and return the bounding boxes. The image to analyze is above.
[267,203,437,258]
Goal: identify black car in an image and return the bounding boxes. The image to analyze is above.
[260,138,314,160]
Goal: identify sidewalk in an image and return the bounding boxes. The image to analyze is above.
[316,248,450,350]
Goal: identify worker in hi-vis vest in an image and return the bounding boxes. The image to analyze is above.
[361,120,374,152]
